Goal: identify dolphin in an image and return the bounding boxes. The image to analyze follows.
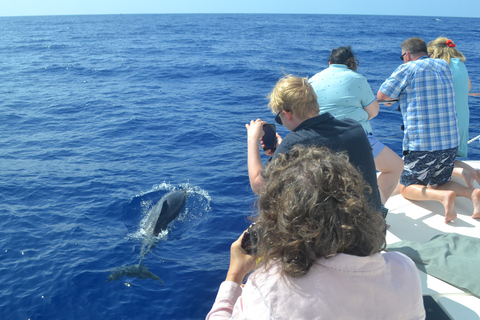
[144,189,187,236]
[107,263,163,282]
[107,189,187,282]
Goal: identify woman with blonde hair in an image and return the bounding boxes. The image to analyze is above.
[206,145,425,319]
[428,37,478,188]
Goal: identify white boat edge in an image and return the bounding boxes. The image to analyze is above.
[384,160,480,319]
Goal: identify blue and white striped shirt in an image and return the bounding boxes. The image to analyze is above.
[379,57,459,152]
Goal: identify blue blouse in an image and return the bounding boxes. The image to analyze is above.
[309,64,376,134]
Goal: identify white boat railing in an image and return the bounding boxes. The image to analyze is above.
[468,135,480,144]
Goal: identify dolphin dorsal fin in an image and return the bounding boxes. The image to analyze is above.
[161,199,169,213]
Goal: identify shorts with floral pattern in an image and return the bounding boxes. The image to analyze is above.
[400,147,458,187]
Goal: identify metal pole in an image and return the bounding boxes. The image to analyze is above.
[468,135,480,144]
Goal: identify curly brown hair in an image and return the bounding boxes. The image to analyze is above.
[254,145,386,278]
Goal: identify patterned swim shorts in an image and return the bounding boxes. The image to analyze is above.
[400,147,458,187]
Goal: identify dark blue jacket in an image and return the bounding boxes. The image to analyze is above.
[271,113,382,213]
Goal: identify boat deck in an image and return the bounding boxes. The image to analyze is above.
[385,161,480,319]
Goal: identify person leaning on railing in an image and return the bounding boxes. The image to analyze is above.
[428,37,480,190]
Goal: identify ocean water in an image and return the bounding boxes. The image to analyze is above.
[0,14,479,319]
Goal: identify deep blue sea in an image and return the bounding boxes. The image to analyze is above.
[1,14,480,319]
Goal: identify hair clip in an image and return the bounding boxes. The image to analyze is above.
[446,39,456,48]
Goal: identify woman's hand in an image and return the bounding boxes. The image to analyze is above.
[245,119,267,143]
[225,231,257,284]
[260,133,282,156]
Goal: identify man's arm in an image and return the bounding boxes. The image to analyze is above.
[377,90,393,101]
[377,90,397,107]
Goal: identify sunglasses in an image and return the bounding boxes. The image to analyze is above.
[275,113,283,125]
[400,52,407,61]
[275,109,290,125]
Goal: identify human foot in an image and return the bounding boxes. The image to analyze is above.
[445,211,457,223]
[442,191,457,223]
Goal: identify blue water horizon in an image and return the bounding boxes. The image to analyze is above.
[1,13,479,319]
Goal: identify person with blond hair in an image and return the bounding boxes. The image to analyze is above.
[310,46,403,204]
[246,74,382,214]
[428,37,479,188]
[207,145,425,319]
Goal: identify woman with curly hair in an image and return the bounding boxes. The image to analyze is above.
[206,145,425,319]
[309,46,403,205]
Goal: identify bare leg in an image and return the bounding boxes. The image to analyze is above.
[398,183,457,223]
[375,146,404,205]
[472,191,480,219]
[453,160,479,188]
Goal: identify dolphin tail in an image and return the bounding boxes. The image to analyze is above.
[106,263,164,283]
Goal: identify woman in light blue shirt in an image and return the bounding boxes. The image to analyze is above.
[309,46,403,205]
[428,37,478,189]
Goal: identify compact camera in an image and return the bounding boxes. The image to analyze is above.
[241,223,262,255]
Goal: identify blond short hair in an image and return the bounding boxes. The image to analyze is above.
[427,37,466,64]
[267,75,319,119]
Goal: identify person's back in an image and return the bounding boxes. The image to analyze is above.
[206,146,425,320]
[309,66,374,134]
[246,74,382,213]
[426,38,469,152]
[308,46,403,205]
[272,113,382,212]
[450,57,470,156]
[426,37,480,203]
[381,57,458,152]
[450,58,469,101]
[239,252,423,319]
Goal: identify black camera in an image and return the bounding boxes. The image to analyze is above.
[241,223,262,255]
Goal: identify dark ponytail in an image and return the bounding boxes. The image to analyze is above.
[329,46,359,71]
